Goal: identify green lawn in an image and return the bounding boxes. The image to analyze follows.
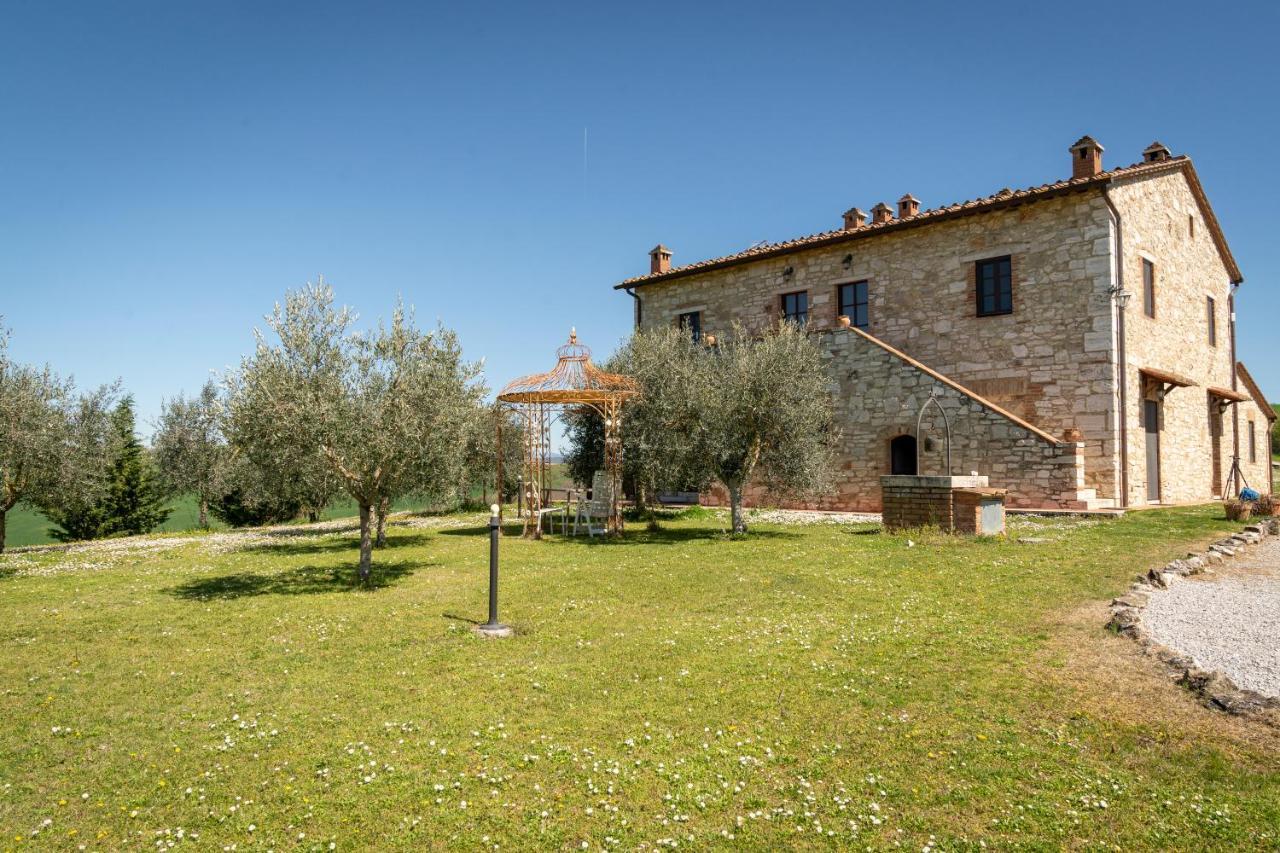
[0,506,1276,849]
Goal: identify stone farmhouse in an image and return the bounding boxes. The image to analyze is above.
[616,137,1275,511]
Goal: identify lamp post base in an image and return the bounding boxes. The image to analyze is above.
[473,623,513,639]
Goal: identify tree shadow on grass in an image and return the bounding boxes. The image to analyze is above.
[166,559,433,600]
[239,532,436,557]
[438,524,798,545]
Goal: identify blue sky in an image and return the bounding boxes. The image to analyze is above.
[2,0,1278,434]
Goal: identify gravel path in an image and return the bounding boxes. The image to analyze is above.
[1142,535,1280,699]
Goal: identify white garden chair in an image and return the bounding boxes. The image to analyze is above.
[574,470,614,537]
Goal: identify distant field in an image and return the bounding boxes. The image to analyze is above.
[4,464,575,548]
[7,495,441,549]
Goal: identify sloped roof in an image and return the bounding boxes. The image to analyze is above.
[617,156,1242,288]
[1236,362,1276,421]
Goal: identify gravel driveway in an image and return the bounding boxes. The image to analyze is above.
[1142,535,1280,699]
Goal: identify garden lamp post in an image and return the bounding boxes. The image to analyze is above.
[474,504,512,638]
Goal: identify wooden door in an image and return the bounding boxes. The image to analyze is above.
[1144,399,1161,503]
[1209,401,1223,497]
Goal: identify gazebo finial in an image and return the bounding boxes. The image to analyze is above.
[569,326,577,344]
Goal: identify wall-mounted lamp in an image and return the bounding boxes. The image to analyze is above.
[1108,285,1132,309]
[782,265,794,280]
[842,254,853,269]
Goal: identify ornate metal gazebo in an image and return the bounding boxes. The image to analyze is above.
[497,329,638,538]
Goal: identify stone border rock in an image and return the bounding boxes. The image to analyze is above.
[1107,517,1280,718]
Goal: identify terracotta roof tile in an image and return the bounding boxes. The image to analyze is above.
[617,156,1242,288]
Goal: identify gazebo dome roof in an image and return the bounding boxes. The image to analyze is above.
[497,329,638,405]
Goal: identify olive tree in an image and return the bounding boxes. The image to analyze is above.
[0,327,71,553]
[568,322,835,533]
[691,322,836,532]
[35,383,130,542]
[456,403,523,509]
[564,327,706,511]
[153,380,228,528]
[229,284,481,581]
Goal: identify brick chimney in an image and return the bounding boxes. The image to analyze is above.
[649,244,672,275]
[871,202,894,224]
[1069,135,1104,179]
[897,194,920,218]
[1142,141,1172,162]
[842,207,866,230]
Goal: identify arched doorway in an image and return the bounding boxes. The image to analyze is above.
[890,434,917,475]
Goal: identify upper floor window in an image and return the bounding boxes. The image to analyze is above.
[975,256,1012,316]
[780,291,808,325]
[1249,420,1257,464]
[1142,259,1156,318]
[837,281,869,329]
[677,311,701,343]
[1207,296,1217,346]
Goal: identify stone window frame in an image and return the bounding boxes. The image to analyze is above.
[676,310,702,343]
[779,290,809,326]
[834,279,870,329]
[1140,256,1157,319]
[1206,295,1217,347]
[1248,419,1257,464]
[973,254,1015,317]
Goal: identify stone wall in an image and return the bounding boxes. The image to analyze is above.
[1238,396,1275,496]
[1108,171,1243,504]
[701,328,1087,512]
[636,191,1120,499]
[634,165,1261,510]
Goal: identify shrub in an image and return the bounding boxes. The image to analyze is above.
[1253,493,1276,517]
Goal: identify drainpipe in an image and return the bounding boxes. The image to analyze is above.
[1103,186,1129,508]
[1229,283,1240,495]
[624,287,641,329]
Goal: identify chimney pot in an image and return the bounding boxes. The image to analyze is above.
[1068,135,1104,179]
[871,202,894,224]
[649,244,673,275]
[897,193,920,218]
[842,207,867,230]
[1142,141,1172,162]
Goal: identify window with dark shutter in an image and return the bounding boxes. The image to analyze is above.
[837,281,869,328]
[677,311,701,343]
[975,256,1012,316]
[1142,259,1156,318]
[781,291,808,325]
[1207,296,1217,346]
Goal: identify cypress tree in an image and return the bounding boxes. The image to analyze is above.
[46,396,170,540]
[102,396,170,536]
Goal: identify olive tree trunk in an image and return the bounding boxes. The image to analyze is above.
[0,508,7,554]
[374,497,389,548]
[198,497,209,530]
[358,503,373,582]
[727,483,747,534]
